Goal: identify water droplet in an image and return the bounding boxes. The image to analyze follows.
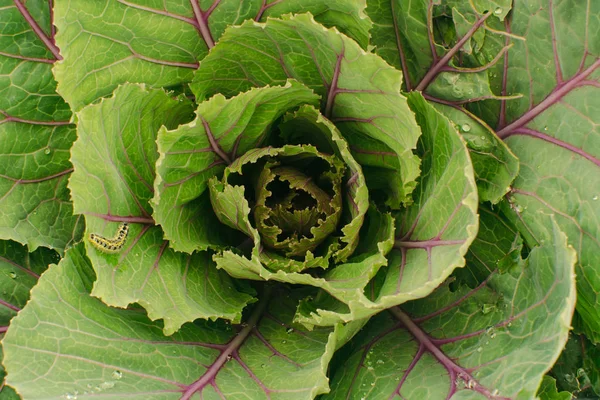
[376,359,384,364]
[543,126,548,131]
[9,271,16,279]
[593,195,598,201]
[286,328,294,334]
[492,389,499,396]
[226,354,232,361]
[261,364,266,368]
[514,205,523,213]
[494,7,503,15]
[112,370,122,380]
[507,322,512,327]
[490,332,497,339]
[370,381,376,386]
[461,124,471,132]
[44,148,51,155]
[281,340,287,344]
[476,347,483,352]
[367,366,374,371]
[65,393,77,400]
[466,380,477,389]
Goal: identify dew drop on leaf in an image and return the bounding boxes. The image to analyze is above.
[593,195,598,201]
[476,347,483,352]
[65,393,77,400]
[44,148,51,155]
[286,328,294,334]
[461,124,471,132]
[9,271,16,279]
[281,340,287,344]
[261,364,266,368]
[112,370,122,380]
[494,7,503,15]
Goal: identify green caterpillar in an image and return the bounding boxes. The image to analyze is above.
[88,223,129,253]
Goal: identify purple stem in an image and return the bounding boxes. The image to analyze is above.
[394,239,464,249]
[391,0,412,90]
[415,12,492,92]
[506,128,600,167]
[325,47,345,118]
[255,0,283,21]
[13,0,62,60]
[0,168,73,184]
[202,117,231,164]
[497,58,600,138]
[0,299,20,313]
[189,0,215,49]
[180,288,272,399]
[497,18,512,130]
[390,308,510,400]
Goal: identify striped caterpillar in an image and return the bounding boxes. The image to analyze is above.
[88,223,129,253]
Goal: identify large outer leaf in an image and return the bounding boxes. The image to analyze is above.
[69,84,254,335]
[3,243,342,399]
[0,0,83,251]
[153,81,320,253]
[0,240,58,398]
[365,0,519,203]
[325,218,576,400]
[191,13,422,208]
[493,0,600,342]
[295,93,478,327]
[53,0,371,112]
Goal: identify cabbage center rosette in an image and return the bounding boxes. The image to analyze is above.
[230,146,344,258]
[153,84,368,276]
[209,144,348,271]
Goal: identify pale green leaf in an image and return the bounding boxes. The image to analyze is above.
[53,0,371,111]
[3,244,343,399]
[69,84,254,335]
[0,0,83,252]
[494,0,600,342]
[191,13,422,208]
[325,218,576,400]
[0,239,59,398]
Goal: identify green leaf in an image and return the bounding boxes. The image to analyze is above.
[0,239,58,398]
[325,217,576,400]
[432,104,519,203]
[53,0,371,111]
[153,81,320,254]
[3,243,342,399]
[493,0,600,342]
[365,0,519,204]
[191,13,422,209]
[69,83,254,335]
[295,93,478,327]
[459,204,523,288]
[551,333,600,398]
[0,0,83,252]
[538,376,572,400]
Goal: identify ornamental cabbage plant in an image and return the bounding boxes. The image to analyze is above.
[0,1,597,399]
